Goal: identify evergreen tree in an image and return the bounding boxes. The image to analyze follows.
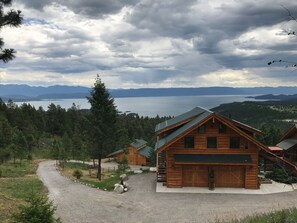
[0,0,23,63]
[87,75,117,180]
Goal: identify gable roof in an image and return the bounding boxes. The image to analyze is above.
[155,107,265,152]
[155,110,212,150]
[138,146,153,158]
[279,124,297,142]
[155,107,211,133]
[130,139,147,149]
[277,138,297,151]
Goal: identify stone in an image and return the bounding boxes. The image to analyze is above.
[123,187,128,192]
[123,181,129,188]
[114,184,124,194]
[133,170,143,174]
[149,167,157,172]
[120,174,128,181]
[114,183,120,187]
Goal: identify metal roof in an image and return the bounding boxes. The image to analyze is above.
[174,154,252,163]
[130,139,147,149]
[155,107,212,132]
[155,110,212,150]
[138,146,153,158]
[106,149,124,157]
[277,139,297,151]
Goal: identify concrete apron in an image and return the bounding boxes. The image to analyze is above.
[156,181,294,194]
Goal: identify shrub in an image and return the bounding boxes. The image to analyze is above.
[118,153,129,173]
[265,168,297,184]
[72,169,83,179]
[12,194,61,223]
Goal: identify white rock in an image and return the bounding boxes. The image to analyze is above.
[149,167,157,172]
[133,170,143,174]
[114,183,120,187]
[114,184,124,194]
[123,187,128,192]
[123,181,129,188]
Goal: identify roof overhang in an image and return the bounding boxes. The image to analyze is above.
[174,154,253,166]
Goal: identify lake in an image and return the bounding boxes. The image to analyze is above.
[15,95,261,117]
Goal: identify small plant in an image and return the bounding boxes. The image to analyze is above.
[117,153,130,173]
[12,193,61,223]
[72,169,83,179]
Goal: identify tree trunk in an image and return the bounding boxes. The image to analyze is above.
[97,153,102,180]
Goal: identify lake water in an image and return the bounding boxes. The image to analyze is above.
[15,95,261,117]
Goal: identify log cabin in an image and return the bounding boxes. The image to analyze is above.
[155,107,269,189]
[107,139,152,165]
[276,125,297,163]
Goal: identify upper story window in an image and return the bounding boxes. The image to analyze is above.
[184,136,194,148]
[219,123,227,133]
[244,141,249,149]
[198,125,205,133]
[230,137,240,149]
[207,137,217,149]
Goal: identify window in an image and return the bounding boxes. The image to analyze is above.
[207,137,217,148]
[219,123,227,133]
[230,137,240,149]
[184,136,194,148]
[198,125,205,133]
[244,141,249,149]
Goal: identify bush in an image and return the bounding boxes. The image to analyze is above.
[118,153,129,173]
[12,194,61,223]
[72,169,83,179]
[265,168,297,184]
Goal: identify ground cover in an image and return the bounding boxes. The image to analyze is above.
[0,160,45,223]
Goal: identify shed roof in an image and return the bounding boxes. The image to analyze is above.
[155,110,212,150]
[130,139,147,149]
[138,146,153,158]
[174,154,252,164]
[155,107,212,133]
[277,139,297,151]
[106,149,124,157]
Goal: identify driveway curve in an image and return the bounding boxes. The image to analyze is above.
[37,160,297,223]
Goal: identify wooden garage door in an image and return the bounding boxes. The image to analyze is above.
[213,166,245,188]
[183,166,208,187]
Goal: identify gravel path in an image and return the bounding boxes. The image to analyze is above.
[37,160,297,223]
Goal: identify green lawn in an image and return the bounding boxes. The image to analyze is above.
[0,160,45,223]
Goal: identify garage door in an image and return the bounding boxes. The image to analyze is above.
[183,166,208,187]
[213,166,245,188]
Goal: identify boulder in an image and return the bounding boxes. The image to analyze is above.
[120,174,128,181]
[133,170,143,174]
[149,167,157,172]
[123,181,129,188]
[114,184,124,194]
[123,187,128,192]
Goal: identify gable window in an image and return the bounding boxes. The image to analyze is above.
[207,137,217,148]
[184,136,194,148]
[219,123,227,133]
[198,125,205,133]
[230,137,240,149]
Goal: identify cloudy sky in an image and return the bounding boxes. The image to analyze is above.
[1,0,297,89]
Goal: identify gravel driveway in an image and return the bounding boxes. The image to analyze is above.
[37,160,297,223]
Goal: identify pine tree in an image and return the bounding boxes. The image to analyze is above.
[87,75,117,180]
[0,0,23,63]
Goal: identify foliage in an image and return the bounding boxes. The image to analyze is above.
[117,153,129,173]
[72,169,83,179]
[265,168,297,184]
[87,75,117,180]
[0,0,23,63]
[64,162,89,170]
[216,208,297,223]
[12,194,60,223]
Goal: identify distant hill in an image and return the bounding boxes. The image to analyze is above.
[250,94,297,101]
[0,84,297,102]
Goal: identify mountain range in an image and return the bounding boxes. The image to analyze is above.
[0,84,297,102]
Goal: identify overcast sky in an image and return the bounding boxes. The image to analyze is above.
[1,0,297,89]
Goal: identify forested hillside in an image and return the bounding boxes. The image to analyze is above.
[0,98,167,163]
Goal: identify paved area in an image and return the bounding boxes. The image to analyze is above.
[157,181,294,194]
[37,160,297,223]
